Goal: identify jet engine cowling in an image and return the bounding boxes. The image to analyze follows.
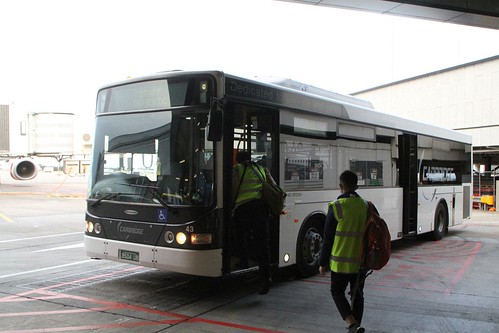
[10,159,38,180]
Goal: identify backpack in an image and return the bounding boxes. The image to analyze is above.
[361,201,391,270]
[248,164,287,216]
[261,179,287,216]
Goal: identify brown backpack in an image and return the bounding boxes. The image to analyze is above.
[361,201,391,270]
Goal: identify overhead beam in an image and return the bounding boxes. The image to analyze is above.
[278,0,499,30]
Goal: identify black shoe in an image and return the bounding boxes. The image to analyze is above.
[347,323,365,333]
[258,278,272,295]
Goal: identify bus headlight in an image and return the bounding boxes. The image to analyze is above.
[176,232,187,245]
[191,233,213,245]
[94,222,102,234]
[165,231,174,244]
[86,221,94,233]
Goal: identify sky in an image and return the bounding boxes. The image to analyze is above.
[1,0,499,118]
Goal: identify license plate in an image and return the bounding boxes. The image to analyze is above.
[119,249,139,262]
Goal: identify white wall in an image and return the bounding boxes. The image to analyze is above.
[354,57,499,147]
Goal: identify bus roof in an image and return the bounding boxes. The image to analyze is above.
[254,76,375,110]
[225,73,471,145]
[99,70,472,145]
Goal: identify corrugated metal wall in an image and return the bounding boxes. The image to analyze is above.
[0,105,9,153]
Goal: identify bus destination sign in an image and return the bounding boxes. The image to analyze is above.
[226,78,282,104]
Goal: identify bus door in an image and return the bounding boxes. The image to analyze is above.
[451,188,456,226]
[399,133,418,237]
[223,102,279,274]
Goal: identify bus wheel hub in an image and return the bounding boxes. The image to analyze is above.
[303,229,322,263]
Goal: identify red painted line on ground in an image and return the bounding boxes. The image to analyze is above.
[301,273,330,285]
[0,306,114,317]
[189,317,288,333]
[0,295,70,303]
[301,279,329,285]
[66,291,283,332]
[41,291,192,320]
[444,242,483,295]
[0,266,144,305]
[19,266,144,295]
[301,240,484,297]
[0,319,184,333]
[1,270,285,333]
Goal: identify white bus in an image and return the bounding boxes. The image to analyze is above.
[84,70,472,278]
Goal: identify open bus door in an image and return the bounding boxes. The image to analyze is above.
[399,133,418,237]
[222,101,280,275]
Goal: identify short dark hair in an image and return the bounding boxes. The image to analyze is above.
[236,151,251,163]
[340,170,358,190]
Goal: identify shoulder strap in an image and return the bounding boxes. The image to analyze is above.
[365,200,379,215]
[235,164,248,199]
[248,163,265,184]
[364,200,377,227]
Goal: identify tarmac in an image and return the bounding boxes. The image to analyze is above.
[2,169,499,332]
[0,168,88,197]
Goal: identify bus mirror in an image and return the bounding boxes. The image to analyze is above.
[207,100,223,141]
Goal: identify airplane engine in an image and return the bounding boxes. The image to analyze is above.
[10,159,38,180]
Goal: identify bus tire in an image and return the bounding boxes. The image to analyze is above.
[431,202,448,241]
[296,219,323,278]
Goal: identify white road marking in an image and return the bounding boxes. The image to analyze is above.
[33,243,84,252]
[0,232,82,243]
[0,260,92,280]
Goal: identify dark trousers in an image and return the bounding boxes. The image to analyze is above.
[233,199,271,280]
[330,269,367,324]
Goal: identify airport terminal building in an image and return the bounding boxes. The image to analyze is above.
[353,55,499,197]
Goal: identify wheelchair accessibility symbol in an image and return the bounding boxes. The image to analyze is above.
[157,208,168,222]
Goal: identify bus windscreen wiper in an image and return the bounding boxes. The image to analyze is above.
[116,183,171,208]
[89,192,121,207]
[88,191,142,207]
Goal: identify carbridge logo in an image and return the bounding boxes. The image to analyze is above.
[117,222,144,240]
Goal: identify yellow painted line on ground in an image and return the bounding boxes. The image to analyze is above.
[0,212,14,223]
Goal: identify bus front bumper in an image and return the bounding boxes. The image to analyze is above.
[84,235,223,277]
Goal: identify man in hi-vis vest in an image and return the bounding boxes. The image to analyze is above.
[232,151,274,295]
[319,170,368,333]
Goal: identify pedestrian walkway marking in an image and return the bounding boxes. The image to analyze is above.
[303,238,484,296]
[444,242,482,295]
[0,266,287,333]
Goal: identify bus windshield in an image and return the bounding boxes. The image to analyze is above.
[89,109,214,207]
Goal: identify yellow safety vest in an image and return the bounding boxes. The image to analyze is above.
[235,163,267,205]
[329,197,367,273]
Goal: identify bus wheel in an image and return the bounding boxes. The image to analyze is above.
[296,221,323,277]
[431,202,448,241]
